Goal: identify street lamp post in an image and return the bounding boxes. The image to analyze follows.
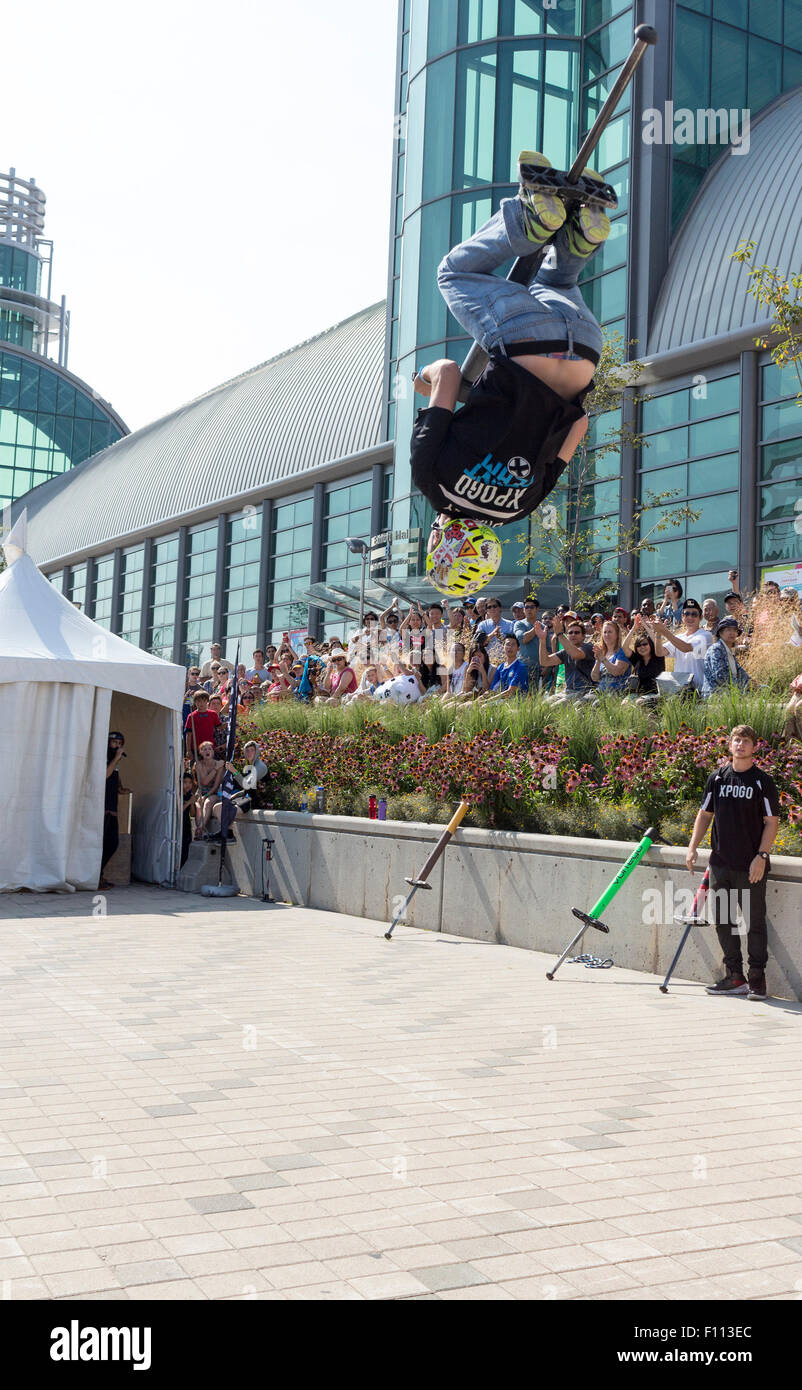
[345,537,368,628]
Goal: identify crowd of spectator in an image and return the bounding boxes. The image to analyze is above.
[177,575,802,849]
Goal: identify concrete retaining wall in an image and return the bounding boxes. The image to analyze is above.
[215,812,802,1000]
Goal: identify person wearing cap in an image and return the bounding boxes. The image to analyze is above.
[702,617,752,697]
[723,590,747,620]
[514,595,541,689]
[658,598,712,692]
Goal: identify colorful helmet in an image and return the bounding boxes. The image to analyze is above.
[426,519,502,597]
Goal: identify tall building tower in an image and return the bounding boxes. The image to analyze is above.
[384,1,802,607]
[0,168,126,524]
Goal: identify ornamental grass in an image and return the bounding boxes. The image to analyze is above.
[239,689,802,853]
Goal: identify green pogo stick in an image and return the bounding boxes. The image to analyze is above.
[546,827,655,980]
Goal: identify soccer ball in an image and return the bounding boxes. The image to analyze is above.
[426,519,501,597]
[373,675,422,704]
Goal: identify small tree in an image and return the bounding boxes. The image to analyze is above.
[519,331,699,610]
[731,240,802,399]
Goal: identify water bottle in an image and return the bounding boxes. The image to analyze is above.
[315,786,326,813]
[368,795,378,819]
[300,791,308,814]
[378,798,387,821]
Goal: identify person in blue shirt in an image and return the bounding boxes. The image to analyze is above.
[701,617,752,697]
[488,634,530,698]
[513,595,542,690]
[656,578,684,627]
[475,597,516,638]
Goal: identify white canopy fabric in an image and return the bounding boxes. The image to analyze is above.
[0,514,186,892]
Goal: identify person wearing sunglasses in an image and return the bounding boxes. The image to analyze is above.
[621,614,669,698]
[535,612,596,701]
[318,651,357,704]
[513,596,542,690]
[474,597,515,638]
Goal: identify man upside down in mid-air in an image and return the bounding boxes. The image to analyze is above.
[411,153,612,554]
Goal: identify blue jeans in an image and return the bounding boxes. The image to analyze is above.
[436,197,603,358]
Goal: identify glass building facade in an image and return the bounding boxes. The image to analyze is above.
[0,350,124,512]
[671,0,802,231]
[223,509,263,660]
[118,546,145,645]
[147,534,180,660]
[637,372,741,601]
[266,496,315,645]
[759,362,802,571]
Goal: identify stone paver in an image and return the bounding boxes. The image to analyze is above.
[0,886,801,1300]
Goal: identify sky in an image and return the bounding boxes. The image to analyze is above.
[5,0,398,430]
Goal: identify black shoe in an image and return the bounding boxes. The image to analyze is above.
[706,974,748,996]
[747,972,767,1000]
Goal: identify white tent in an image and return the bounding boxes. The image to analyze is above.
[0,514,186,892]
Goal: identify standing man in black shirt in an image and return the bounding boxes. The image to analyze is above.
[410,153,612,541]
[686,725,780,999]
[100,731,127,890]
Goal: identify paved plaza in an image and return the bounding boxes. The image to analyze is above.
[1,886,801,1302]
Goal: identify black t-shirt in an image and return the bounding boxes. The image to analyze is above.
[700,763,780,871]
[410,354,589,524]
[631,649,665,693]
[105,767,119,815]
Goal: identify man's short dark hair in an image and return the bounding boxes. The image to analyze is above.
[427,602,444,613]
[505,633,520,647]
[730,723,757,745]
[524,596,539,607]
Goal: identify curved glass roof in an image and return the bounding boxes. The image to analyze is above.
[648,88,802,355]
